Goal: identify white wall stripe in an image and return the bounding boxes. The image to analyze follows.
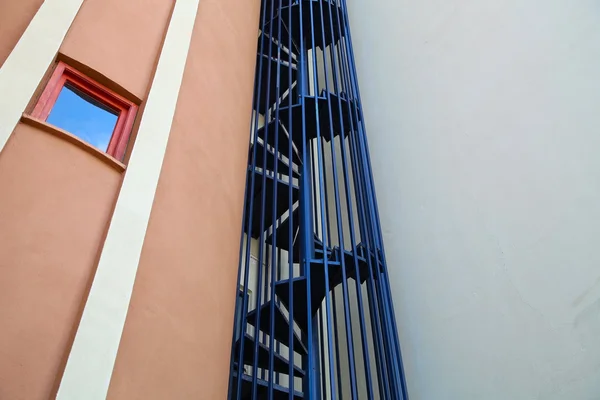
[55,0,200,398]
[0,0,85,154]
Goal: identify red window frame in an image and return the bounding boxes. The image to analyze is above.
[31,61,138,160]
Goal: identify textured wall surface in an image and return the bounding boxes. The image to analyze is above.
[106,0,261,398]
[0,124,122,400]
[0,0,44,67]
[347,1,600,398]
[60,0,173,100]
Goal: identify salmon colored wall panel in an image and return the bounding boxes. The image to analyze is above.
[0,0,44,67]
[59,0,173,100]
[107,0,261,398]
[0,124,122,400]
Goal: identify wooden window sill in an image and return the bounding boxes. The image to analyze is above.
[20,114,126,173]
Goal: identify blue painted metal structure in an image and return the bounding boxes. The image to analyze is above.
[228,0,409,398]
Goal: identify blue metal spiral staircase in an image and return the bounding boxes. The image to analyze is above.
[229,0,409,398]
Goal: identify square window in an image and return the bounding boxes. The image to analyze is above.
[31,62,137,160]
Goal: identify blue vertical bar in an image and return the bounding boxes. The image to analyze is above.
[297,2,316,399]
[306,1,336,398]
[286,1,297,399]
[250,0,278,397]
[267,3,285,398]
[309,137,321,400]
[230,0,272,397]
[330,290,343,398]
[318,309,327,398]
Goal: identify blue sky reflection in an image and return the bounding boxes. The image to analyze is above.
[47,84,119,151]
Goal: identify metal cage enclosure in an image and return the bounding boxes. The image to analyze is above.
[228,0,409,398]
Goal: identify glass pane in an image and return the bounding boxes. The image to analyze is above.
[47,83,119,152]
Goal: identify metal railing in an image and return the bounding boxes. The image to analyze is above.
[228,1,409,398]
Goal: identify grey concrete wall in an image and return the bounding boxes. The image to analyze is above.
[347,1,600,399]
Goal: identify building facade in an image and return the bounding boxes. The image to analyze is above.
[0,0,260,398]
[1,1,600,399]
